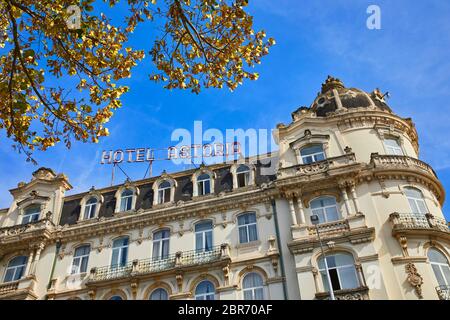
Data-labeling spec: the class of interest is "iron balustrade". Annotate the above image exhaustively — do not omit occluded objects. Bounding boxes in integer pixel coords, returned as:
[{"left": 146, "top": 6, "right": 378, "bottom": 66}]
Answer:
[{"left": 89, "top": 245, "right": 227, "bottom": 282}]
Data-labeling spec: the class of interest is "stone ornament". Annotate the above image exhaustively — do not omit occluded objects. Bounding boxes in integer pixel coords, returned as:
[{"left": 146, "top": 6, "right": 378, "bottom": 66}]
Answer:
[{"left": 405, "top": 263, "right": 423, "bottom": 299}]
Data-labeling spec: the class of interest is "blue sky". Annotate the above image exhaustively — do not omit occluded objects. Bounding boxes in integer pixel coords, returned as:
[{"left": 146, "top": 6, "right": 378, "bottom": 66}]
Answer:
[{"left": 1, "top": 0, "right": 449, "bottom": 219}]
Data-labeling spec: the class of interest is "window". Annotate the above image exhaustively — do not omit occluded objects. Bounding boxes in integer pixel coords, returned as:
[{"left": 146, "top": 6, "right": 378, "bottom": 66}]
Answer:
[
  {"left": 120, "top": 189, "right": 133, "bottom": 212},
  {"left": 384, "top": 138, "right": 404, "bottom": 155},
  {"left": 318, "top": 253, "right": 359, "bottom": 292},
  {"left": 310, "top": 196, "right": 340, "bottom": 224},
  {"left": 243, "top": 273, "right": 264, "bottom": 300},
  {"left": 238, "top": 212, "right": 258, "bottom": 244},
  {"left": 4, "top": 256, "right": 28, "bottom": 283},
  {"left": 195, "top": 221, "right": 213, "bottom": 252},
  {"left": 71, "top": 245, "right": 90, "bottom": 274},
  {"left": 236, "top": 165, "right": 250, "bottom": 188},
  {"left": 153, "top": 229, "right": 170, "bottom": 260},
  {"left": 300, "top": 145, "right": 325, "bottom": 164},
  {"left": 22, "top": 205, "right": 40, "bottom": 224},
  {"left": 197, "top": 174, "right": 211, "bottom": 196},
  {"left": 149, "top": 288, "right": 168, "bottom": 300},
  {"left": 158, "top": 181, "right": 171, "bottom": 204},
  {"left": 195, "top": 280, "right": 215, "bottom": 300},
  {"left": 111, "top": 237, "right": 129, "bottom": 268},
  {"left": 428, "top": 248, "right": 450, "bottom": 287},
  {"left": 84, "top": 197, "right": 97, "bottom": 220},
  {"left": 109, "top": 295, "right": 123, "bottom": 300},
  {"left": 405, "top": 187, "right": 428, "bottom": 215}
]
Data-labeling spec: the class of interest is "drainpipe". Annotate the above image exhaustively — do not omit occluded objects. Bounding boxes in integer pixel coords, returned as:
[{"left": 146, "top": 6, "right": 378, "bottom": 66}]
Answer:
[
  {"left": 271, "top": 199, "right": 288, "bottom": 300},
  {"left": 46, "top": 240, "right": 61, "bottom": 297}
]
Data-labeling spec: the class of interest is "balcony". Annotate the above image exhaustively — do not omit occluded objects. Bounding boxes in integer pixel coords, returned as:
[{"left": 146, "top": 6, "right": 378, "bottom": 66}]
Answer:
[
  {"left": 315, "top": 286, "right": 370, "bottom": 300},
  {"left": 389, "top": 213, "right": 449, "bottom": 238},
  {"left": 277, "top": 153, "right": 357, "bottom": 180},
  {"left": 289, "top": 214, "right": 375, "bottom": 253},
  {"left": 371, "top": 154, "right": 438, "bottom": 178},
  {"left": 0, "top": 276, "right": 37, "bottom": 300},
  {"left": 436, "top": 285, "right": 450, "bottom": 300},
  {"left": 88, "top": 244, "right": 230, "bottom": 283}
]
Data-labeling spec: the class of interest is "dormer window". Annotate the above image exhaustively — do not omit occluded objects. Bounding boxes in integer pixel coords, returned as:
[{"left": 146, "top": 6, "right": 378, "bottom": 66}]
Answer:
[
  {"left": 197, "top": 174, "right": 211, "bottom": 196},
  {"left": 84, "top": 197, "right": 98, "bottom": 220},
  {"left": 236, "top": 165, "right": 250, "bottom": 188},
  {"left": 120, "top": 189, "right": 133, "bottom": 212},
  {"left": 384, "top": 138, "right": 404, "bottom": 155},
  {"left": 22, "top": 205, "right": 40, "bottom": 224},
  {"left": 158, "top": 181, "right": 171, "bottom": 204},
  {"left": 300, "top": 145, "right": 325, "bottom": 164}
]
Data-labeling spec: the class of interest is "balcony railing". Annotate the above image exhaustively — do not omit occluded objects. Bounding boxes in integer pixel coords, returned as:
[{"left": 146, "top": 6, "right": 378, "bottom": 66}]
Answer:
[
  {"left": 389, "top": 213, "right": 449, "bottom": 233},
  {"left": 436, "top": 285, "right": 450, "bottom": 300},
  {"left": 88, "top": 244, "right": 229, "bottom": 283},
  {"left": 315, "top": 286, "right": 370, "bottom": 300},
  {"left": 0, "top": 282, "right": 19, "bottom": 296},
  {"left": 370, "top": 154, "right": 437, "bottom": 178},
  {"left": 307, "top": 219, "right": 350, "bottom": 236},
  {"left": 277, "top": 153, "right": 357, "bottom": 179},
  {"left": 0, "top": 217, "right": 53, "bottom": 238}
]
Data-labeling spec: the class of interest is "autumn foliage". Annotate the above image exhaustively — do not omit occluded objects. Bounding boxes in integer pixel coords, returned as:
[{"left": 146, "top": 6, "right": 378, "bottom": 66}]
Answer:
[{"left": 0, "top": 0, "right": 274, "bottom": 162}]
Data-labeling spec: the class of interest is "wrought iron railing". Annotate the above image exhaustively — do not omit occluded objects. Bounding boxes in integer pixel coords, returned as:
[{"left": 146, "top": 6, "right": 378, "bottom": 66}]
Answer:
[
  {"left": 89, "top": 245, "right": 228, "bottom": 283},
  {"left": 389, "top": 213, "right": 449, "bottom": 233},
  {"left": 436, "top": 285, "right": 450, "bottom": 300}
]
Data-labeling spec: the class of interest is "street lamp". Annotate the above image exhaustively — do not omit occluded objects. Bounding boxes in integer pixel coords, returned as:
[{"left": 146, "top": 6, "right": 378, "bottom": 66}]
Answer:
[{"left": 311, "top": 214, "right": 335, "bottom": 300}]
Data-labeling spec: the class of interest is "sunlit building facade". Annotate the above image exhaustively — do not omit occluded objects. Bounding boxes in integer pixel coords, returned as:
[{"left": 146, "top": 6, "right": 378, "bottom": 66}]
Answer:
[{"left": 0, "top": 77, "right": 448, "bottom": 300}]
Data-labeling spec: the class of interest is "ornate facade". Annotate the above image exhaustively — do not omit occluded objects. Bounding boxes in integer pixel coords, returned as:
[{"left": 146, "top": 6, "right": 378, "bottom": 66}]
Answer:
[{"left": 0, "top": 77, "right": 449, "bottom": 300}]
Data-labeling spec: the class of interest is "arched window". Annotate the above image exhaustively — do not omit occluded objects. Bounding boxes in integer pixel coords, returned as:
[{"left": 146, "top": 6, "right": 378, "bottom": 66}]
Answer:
[
  {"left": 149, "top": 288, "right": 169, "bottom": 300},
  {"left": 84, "top": 197, "right": 98, "bottom": 220},
  {"left": 158, "top": 181, "right": 171, "bottom": 204},
  {"left": 236, "top": 165, "right": 250, "bottom": 188},
  {"left": 71, "top": 245, "right": 91, "bottom": 274},
  {"left": 120, "top": 189, "right": 133, "bottom": 212},
  {"left": 195, "top": 280, "right": 215, "bottom": 300},
  {"left": 197, "top": 174, "right": 211, "bottom": 196},
  {"left": 318, "top": 253, "right": 359, "bottom": 292},
  {"left": 109, "top": 295, "right": 123, "bottom": 300},
  {"left": 153, "top": 229, "right": 170, "bottom": 260},
  {"left": 238, "top": 212, "right": 258, "bottom": 243},
  {"left": 428, "top": 248, "right": 450, "bottom": 287},
  {"left": 22, "top": 205, "right": 40, "bottom": 224},
  {"left": 405, "top": 187, "right": 428, "bottom": 215},
  {"left": 300, "top": 144, "right": 325, "bottom": 164},
  {"left": 310, "top": 196, "right": 340, "bottom": 224},
  {"left": 4, "top": 256, "right": 28, "bottom": 283},
  {"left": 384, "top": 138, "right": 403, "bottom": 155},
  {"left": 195, "top": 221, "right": 213, "bottom": 252},
  {"left": 243, "top": 273, "right": 264, "bottom": 300},
  {"left": 111, "top": 237, "right": 129, "bottom": 268}
]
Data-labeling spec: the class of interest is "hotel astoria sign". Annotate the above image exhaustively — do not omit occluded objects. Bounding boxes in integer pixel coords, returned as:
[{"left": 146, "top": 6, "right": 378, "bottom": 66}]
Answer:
[{"left": 100, "top": 142, "right": 241, "bottom": 164}]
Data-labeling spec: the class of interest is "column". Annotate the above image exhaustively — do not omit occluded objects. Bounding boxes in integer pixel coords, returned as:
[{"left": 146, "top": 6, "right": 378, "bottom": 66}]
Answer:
[
  {"left": 297, "top": 198, "right": 306, "bottom": 225},
  {"left": 288, "top": 198, "right": 298, "bottom": 225},
  {"left": 30, "top": 243, "right": 44, "bottom": 275},
  {"left": 350, "top": 185, "right": 361, "bottom": 214},
  {"left": 312, "top": 268, "right": 320, "bottom": 293},
  {"left": 25, "top": 250, "right": 35, "bottom": 276},
  {"left": 340, "top": 187, "right": 351, "bottom": 218},
  {"left": 355, "top": 263, "right": 366, "bottom": 287}
]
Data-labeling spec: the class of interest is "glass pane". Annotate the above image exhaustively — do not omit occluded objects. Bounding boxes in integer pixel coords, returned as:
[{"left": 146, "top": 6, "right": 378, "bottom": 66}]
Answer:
[
  {"left": 239, "top": 226, "right": 248, "bottom": 243},
  {"left": 428, "top": 249, "right": 448, "bottom": 264},
  {"left": 338, "top": 266, "right": 359, "bottom": 289},
  {"left": 195, "top": 232, "right": 203, "bottom": 251},
  {"left": 160, "top": 181, "right": 171, "bottom": 188},
  {"left": 204, "top": 180, "right": 211, "bottom": 194},
  {"left": 150, "top": 288, "right": 168, "bottom": 300},
  {"left": 325, "top": 206, "right": 339, "bottom": 222},
  {"left": 300, "top": 145, "right": 324, "bottom": 156},
  {"left": 243, "top": 290, "right": 253, "bottom": 300},
  {"left": 334, "top": 253, "right": 355, "bottom": 266},
  {"left": 314, "top": 152, "right": 326, "bottom": 162},
  {"left": 71, "top": 257, "right": 80, "bottom": 274},
  {"left": 111, "top": 249, "right": 119, "bottom": 267},
  {"left": 121, "top": 189, "right": 133, "bottom": 197},
  {"left": 4, "top": 269, "right": 15, "bottom": 282},
  {"left": 236, "top": 165, "right": 249, "bottom": 173},
  {"left": 408, "top": 199, "right": 419, "bottom": 214},
  {"left": 161, "top": 239, "right": 169, "bottom": 258},
  {"left": 195, "top": 221, "right": 212, "bottom": 232},
  {"left": 152, "top": 241, "right": 160, "bottom": 259},
  {"left": 255, "top": 288, "right": 264, "bottom": 300},
  {"left": 80, "top": 256, "right": 89, "bottom": 273},
  {"left": 442, "top": 266, "right": 450, "bottom": 285},
  {"left": 120, "top": 247, "right": 128, "bottom": 266},
  {"left": 432, "top": 265, "right": 446, "bottom": 286},
  {"left": 405, "top": 188, "right": 422, "bottom": 199},
  {"left": 205, "top": 231, "right": 212, "bottom": 251},
  {"left": 237, "top": 173, "right": 246, "bottom": 187},
  {"left": 416, "top": 200, "right": 428, "bottom": 214},
  {"left": 302, "top": 155, "right": 313, "bottom": 164},
  {"left": 248, "top": 224, "right": 258, "bottom": 242}
]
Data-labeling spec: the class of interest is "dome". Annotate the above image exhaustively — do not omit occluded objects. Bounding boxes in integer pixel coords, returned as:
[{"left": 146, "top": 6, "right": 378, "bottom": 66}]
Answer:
[{"left": 308, "top": 76, "right": 392, "bottom": 117}]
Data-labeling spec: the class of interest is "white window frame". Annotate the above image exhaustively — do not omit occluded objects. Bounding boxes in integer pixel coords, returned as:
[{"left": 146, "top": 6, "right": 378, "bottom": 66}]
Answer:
[
  {"left": 318, "top": 253, "right": 359, "bottom": 292},
  {"left": 71, "top": 245, "right": 90, "bottom": 274},
  {"left": 149, "top": 288, "right": 169, "bottom": 300},
  {"left": 195, "top": 221, "right": 213, "bottom": 252},
  {"left": 242, "top": 273, "right": 264, "bottom": 300},
  {"left": 3, "top": 256, "right": 28, "bottom": 283},
  {"left": 428, "top": 248, "right": 450, "bottom": 287},
  {"left": 195, "top": 280, "right": 215, "bottom": 300},
  {"left": 120, "top": 189, "right": 133, "bottom": 212},
  {"left": 158, "top": 181, "right": 172, "bottom": 204},
  {"left": 300, "top": 144, "right": 326, "bottom": 164},
  {"left": 83, "top": 198, "right": 98, "bottom": 220},
  {"left": 111, "top": 237, "right": 129, "bottom": 268},
  {"left": 236, "top": 165, "right": 250, "bottom": 188},
  {"left": 405, "top": 187, "right": 428, "bottom": 215},
  {"left": 152, "top": 229, "right": 170, "bottom": 260},
  {"left": 310, "top": 196, "right": 340, "bottom": 224},
  {"left": 22, "top": 205, "right": 41, "bottom": 224},
  {"left": 237, "top": 212, "right": 258, "bottom": 244},
  {"left": 197, "top": 174, "right": 212, "bottom": 196},
  {"left": 384, "top": 138, "right": 404, "bottom": 155}
]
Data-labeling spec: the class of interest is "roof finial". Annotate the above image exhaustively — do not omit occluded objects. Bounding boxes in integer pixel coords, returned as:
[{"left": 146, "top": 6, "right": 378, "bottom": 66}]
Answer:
[{"left": 321, "top": 75, "right": 345, "bottom": 94}]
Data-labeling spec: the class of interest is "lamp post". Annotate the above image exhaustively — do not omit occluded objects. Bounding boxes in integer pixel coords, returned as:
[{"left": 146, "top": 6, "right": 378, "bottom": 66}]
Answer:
[{"left": 311, "top": 214, "right": 335, "bottom": 300}]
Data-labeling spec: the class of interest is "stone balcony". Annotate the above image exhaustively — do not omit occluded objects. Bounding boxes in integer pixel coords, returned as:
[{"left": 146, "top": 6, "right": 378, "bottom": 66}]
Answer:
[
  {"left": 87, "top": 244, "right": 231, "bottom": 284},
  {"left": 0, "top": 276, "right": 37, "bottom": 300},
  {"left": 370, "top": 153, "right": 437, "bottom": 178},
  {"left": 389, "top": 212, "right": 449, "bottom": 239},
  {"left": 315, "top": 286, "right": 370, "bottom": 300},
  {"left": 277, "top": 153, "right": 357, "bottom": 180},
  {"left": 288, "top": 214, "right": 375, "bottom": 254}
]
